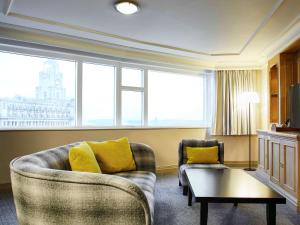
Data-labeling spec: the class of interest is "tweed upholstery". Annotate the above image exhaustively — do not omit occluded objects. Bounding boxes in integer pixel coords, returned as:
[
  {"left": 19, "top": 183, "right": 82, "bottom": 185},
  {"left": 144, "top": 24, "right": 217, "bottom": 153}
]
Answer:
[
  {"left": 130, "top": 143, "right": 156, "bottom": 173},
  {"left": 178, "top": 139, "right": 225, "bottom": 187},
  {"left": 115, "top": 171, "right": 156, "bottom": 222},
  {"left": 10, "top": 142, "right": 156, "bottom": 225}
]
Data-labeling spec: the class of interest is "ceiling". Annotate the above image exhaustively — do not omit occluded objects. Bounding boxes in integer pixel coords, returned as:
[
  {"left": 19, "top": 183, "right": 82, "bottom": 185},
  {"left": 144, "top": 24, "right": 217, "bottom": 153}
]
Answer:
[{"left": 0, "top": 0, "right": 300, "bottom": 66}]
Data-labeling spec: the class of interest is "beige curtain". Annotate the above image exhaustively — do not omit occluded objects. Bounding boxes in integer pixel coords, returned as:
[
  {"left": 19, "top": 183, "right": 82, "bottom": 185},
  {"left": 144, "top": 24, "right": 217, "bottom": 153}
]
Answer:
[{"left": 212, "top": 70, "right": 259, "bottom": 135}]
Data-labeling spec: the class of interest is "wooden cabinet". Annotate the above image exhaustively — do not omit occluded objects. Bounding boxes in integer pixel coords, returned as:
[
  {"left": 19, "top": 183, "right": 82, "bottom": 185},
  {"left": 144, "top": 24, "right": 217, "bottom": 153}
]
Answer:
[
  {"left": 257, "top": 130, "right": 300, "bottom": 212},
  {"left": 270, "top": 140, "right": 280, "bottom": 184},
  {"left": 269, "top": 64, "right": 279, "bottom": 123},
  {"left": 268, "top": 53, "right": 299, "bottom": 124},
  {"left": 258, "top": 133, "right": 270, "bottom": 174},
  {"left": 281, "top": 141, "right": 297, "bottom": 194}
]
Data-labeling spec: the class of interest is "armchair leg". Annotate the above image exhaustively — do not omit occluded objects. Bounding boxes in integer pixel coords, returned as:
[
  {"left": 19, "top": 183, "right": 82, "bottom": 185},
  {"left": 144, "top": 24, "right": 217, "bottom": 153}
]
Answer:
[
  {"left": 179, "top": 180, "right": 182, "bottom": 186},
  {"left": 183, "top": 186, "right": 188, "bottom": 196}
]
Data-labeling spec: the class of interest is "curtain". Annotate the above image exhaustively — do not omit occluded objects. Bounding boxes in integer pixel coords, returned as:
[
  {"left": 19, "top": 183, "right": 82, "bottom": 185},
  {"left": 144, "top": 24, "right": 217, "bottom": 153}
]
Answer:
[{"left": 212, "top": 70, "right": 259, "bottom": 135}]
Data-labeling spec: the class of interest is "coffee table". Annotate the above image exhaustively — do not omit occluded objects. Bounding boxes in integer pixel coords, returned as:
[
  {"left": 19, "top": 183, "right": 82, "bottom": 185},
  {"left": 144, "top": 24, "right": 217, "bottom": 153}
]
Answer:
[{"left": 185, "top": 168, "right": 286, "bottom": 225}]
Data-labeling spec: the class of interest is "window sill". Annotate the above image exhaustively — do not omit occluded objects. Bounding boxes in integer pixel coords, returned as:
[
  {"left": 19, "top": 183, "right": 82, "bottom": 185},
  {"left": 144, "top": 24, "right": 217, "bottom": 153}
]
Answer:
[{"left": 0, "top": 126, "right": 210, "bottom": 132}]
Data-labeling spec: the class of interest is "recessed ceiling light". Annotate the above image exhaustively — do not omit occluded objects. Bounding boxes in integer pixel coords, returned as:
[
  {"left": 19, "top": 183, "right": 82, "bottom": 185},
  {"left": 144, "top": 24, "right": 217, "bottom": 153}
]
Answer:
[{"left": 114, "top": 0, "right": 139, "bottom": 15}]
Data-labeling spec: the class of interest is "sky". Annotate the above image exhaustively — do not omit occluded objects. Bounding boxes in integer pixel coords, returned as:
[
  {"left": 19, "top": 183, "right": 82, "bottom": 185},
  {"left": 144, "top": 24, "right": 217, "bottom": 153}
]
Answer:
[
  {"left": 148, "top": 70, "right": 204, "bottom": 121},
  {"left": 0, "top": 51, "right": 75, "bottom": 98}
]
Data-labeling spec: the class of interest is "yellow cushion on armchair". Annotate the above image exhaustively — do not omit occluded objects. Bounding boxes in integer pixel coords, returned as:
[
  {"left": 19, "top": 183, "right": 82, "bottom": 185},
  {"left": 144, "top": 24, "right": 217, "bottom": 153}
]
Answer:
[{"left": 186, "top": 146, "right": 219, "bottom": 164}]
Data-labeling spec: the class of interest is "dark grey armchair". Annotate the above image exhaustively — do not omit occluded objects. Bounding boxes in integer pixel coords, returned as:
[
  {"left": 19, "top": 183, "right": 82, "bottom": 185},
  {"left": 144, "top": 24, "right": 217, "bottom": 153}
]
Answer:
[{"left": 178, "top": 139, "right": 227, "bottom": 195}]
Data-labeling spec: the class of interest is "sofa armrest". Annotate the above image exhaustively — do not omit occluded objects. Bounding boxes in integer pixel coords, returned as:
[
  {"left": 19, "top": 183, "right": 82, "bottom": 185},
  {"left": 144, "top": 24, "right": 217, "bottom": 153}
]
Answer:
[
  {"left": 130, "top": 143, "right": 156, "bottom": 173},
  {"left": 178, "top": 141, "right": 183, "bottom": 167},
  {"left": 10, "top": 160, "right": 152, "bottom": 225},
  {"left": 218, "top": 141, "right": 224, "bottom": 164}
]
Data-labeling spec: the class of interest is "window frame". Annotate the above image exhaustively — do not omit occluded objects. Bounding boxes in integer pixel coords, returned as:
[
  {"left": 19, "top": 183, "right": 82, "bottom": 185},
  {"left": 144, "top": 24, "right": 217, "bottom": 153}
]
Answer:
[
  {"left": 119, "top": 66, "right": 145, "bottom": 127},
  {"left": 0, "top": 44, "right": 213, "bottom": 130}
]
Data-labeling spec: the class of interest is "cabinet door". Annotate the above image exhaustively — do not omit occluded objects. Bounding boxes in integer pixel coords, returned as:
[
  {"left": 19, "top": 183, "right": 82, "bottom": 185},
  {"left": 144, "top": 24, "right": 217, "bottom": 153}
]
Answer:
[
  {"left": 265, "top": 139, "right": 270, "bottom": 174},
  {"left": 270, "top": 141, "right": 280, "bottom": 184},
  {"left": 281, "top": 142, "right": 296, "bottom": 195},
  {"left": 258, "top": 136, "right": 265, "bottom": 170}
]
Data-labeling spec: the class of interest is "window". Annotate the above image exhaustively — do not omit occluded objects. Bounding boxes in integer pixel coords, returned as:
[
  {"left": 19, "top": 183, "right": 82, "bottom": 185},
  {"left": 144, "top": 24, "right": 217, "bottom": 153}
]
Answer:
[
  {"left": 82, "top": 63, "right": 115, "bottom": 126},
  {"left": 120, "top": 68, "right": 144, "bottom": 126},
  {"left": 0, "top": 47, "right": 214, "bottom": 129},
  {"left": 0, "top": 51, "right": 76, "bottom": 128},
  {"left": 148, "top": 70, "right": 206, "bottom": 126},
  {"left": 121, "top": 90, "right": 143, "bottom": 126},
  {"left": 122, "top": 67, "right": 143, "bottom": 87}
]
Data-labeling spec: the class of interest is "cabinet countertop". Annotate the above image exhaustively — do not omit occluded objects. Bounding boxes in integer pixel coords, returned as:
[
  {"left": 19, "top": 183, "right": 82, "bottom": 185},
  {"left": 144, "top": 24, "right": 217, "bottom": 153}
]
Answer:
[{"left": 257, "top": 129, "right": 300, "bottom": 140}]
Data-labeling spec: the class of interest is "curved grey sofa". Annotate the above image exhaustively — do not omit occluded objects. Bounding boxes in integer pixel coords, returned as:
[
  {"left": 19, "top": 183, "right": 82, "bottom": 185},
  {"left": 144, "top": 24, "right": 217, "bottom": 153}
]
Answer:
[{"left": 10, "top": 142, "right": 156, "bottom": 225}]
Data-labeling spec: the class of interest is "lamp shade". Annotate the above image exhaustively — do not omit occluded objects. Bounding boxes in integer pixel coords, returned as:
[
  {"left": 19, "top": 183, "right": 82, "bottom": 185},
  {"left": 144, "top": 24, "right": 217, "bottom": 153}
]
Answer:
[{"left": 238, "top": 91, "right": 260, "bottom": 105}]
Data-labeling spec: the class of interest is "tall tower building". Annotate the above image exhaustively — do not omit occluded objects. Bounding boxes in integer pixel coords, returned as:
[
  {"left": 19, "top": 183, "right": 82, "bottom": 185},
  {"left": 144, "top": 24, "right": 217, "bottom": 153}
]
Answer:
[{"left": 36, "top": 60, "right": 66, "bottom": 101}]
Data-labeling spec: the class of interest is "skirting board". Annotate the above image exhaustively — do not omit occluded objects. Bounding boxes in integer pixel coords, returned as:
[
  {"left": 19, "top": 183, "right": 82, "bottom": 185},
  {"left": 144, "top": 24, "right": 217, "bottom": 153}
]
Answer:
[
  {"left": 156, "top": 165, "right": 178, "bottom": 173},
  {"left": 156, "top": 161, "right": 258, "bottom": 173},
  {"left": 0, "top": 183, "right": 12, "bottom": 193},
  {"left": 225, "top": 161, "right": 258, "bottom": 168}
]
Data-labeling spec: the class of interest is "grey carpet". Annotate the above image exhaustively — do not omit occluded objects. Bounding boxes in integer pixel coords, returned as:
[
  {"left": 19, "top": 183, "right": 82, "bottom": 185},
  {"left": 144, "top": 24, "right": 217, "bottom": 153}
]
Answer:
[
  {"left": 154, "top": 172, "right": 300, "bottom": 225},
  {"left": 0, "top": 192, "right": 18, "bottom": 225},
  {"left": 1, "top": 172, "right": 299, "bottom": 225}
]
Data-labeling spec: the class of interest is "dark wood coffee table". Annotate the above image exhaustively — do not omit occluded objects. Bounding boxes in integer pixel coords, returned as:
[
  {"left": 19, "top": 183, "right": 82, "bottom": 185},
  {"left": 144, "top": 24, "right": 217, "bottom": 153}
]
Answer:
[{"left": 185, "top": 168, "right": 286, "bottom": 225}]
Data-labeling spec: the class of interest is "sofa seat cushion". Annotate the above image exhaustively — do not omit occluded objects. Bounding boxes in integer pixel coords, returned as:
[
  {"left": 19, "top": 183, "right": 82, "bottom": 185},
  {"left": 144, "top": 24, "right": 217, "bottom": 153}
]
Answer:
[
  {"left": 115, "top": 171, "right": 156, "bottom": 224},
  {"left": 179, "top": 163, "right": 228, "bottom": 186},
  {"left": 115, "top": 171, "right": 156, "bottom": 194}
]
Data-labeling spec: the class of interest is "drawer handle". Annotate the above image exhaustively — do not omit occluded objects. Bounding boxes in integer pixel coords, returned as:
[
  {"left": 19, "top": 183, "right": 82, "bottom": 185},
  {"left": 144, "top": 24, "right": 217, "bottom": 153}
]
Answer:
[{"left": 280, "top": 163, "right": 284, "bottom": 168}]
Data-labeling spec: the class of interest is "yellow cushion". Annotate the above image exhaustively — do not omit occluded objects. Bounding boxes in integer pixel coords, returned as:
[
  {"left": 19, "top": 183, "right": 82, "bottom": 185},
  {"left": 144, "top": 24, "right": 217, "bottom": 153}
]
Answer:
[
  {"left": 87, "top": 137, "right": 136, "bottom": 173},
  {"left": 69, "top": 142, "right": 101, "bottom": 173},
  {"left": 186, "top": 146, "right": 219, "bottom": 164}
]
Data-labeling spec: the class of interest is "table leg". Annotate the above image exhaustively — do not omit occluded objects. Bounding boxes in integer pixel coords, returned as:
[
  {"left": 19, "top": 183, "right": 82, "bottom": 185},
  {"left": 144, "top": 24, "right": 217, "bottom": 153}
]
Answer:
[
  {"left": 234, "top": 202, "right": 238, "bottom": 207},
  {"left": 200, "top": 201, "right": 208, "bottom": 225},
  {"left": 266, "top": 203, "right": 276, "bottom": 225},
  {"left": 188, "top": 186, "right": 192, "bottom": 206}
]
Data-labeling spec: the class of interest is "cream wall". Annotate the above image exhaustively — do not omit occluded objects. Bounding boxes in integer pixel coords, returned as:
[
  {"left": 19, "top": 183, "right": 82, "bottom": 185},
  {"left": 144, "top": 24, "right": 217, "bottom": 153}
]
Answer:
[{"left": 0, "top": 128, "right": 258, "bottom": 184}]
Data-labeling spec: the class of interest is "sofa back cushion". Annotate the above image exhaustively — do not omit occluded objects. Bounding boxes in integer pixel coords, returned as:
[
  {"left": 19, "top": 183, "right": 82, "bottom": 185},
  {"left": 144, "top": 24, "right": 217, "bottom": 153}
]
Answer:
[{"left": 88, "top": 137, "right": 136, "bottom": 173}]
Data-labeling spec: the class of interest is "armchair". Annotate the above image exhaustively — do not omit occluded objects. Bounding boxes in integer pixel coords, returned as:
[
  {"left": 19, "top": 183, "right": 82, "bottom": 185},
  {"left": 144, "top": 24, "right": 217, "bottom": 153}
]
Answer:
[{"left": 178, "top": 139, "right": 227, "bottom": 195}]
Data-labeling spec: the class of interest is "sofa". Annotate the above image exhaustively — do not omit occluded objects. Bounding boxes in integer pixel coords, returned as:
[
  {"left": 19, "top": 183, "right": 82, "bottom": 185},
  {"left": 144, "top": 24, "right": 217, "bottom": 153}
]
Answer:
[
  {"left": 178, "top": 139, "right": 227, "bottom": 195},
  {"left": 10, "top": 142, "right": 156, "bottom": 225}
]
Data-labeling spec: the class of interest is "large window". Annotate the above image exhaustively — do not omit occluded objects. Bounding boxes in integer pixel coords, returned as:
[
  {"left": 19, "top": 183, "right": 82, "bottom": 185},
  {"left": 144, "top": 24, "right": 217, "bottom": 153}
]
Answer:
[
  {"left": 82, "top": 63, "right": 115, "bottom": 126},
  {"left": 0, "top": 51, "right": 76, "bottom": 128},
  {"left": 148, "top": 70, "right": 204, "bottom": 126},
  {"left": 0, "top": 48, "right": 214, "bottom": 129}
]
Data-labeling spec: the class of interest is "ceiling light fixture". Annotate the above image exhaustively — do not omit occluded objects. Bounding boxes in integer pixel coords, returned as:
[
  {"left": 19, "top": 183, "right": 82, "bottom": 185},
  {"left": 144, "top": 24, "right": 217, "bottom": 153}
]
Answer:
[{"left": 114, "top": 0, "right": 139, "bottom": 15}]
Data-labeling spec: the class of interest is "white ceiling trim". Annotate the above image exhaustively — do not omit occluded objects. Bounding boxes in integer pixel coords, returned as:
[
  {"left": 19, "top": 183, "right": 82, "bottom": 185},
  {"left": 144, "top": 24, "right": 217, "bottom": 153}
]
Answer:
[
  {"left": 0, "top": 22, "right": 267, "bottom": 70},
  {"left": 4, "top": 0, "right": 284, "bottom": 57},
  {"left": 6, "top": 12, "right": 212, "bottom": 56},
  {"left": 238, "top": 0, "right": 284, "bottom": 54},
  {"left": 261, "top": 14, "right": 300, "bottom": 59}
]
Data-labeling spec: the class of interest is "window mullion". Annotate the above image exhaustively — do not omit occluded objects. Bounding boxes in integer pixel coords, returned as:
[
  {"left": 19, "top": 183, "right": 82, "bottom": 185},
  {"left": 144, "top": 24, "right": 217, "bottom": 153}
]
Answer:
[
  {"left": 116, "top": 65, "right": 122, "bottom": 126},
  {"left": 76, "top": 61, "right": 83, "bottom": 127},
  {"left": 144, "top": 69, "right": 148, "bottom": 126}
]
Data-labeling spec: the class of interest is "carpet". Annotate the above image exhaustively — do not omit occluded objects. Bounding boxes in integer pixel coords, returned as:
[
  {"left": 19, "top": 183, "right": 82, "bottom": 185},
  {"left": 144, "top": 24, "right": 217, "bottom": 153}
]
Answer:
[
  {"left": 0, "top": 171, "right": 299, "bottom": 225},
  {"left": 154, "top": 172, "right": 299, "bottom": 225}
]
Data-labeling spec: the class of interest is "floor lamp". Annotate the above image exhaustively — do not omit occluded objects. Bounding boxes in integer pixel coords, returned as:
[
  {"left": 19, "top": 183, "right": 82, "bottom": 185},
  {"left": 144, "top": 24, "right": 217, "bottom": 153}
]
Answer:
[{"left": 240, "top": 91, "right": 259, "bottom": 171}]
